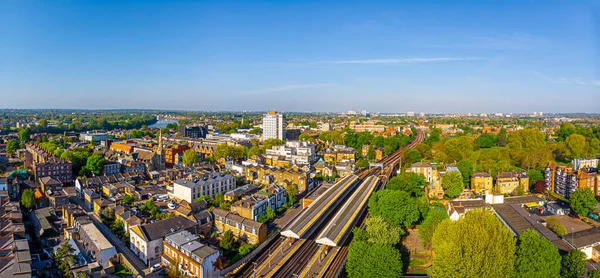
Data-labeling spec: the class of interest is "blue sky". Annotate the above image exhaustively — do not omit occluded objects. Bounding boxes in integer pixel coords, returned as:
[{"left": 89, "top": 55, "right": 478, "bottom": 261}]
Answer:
[{"left": 1, "top": 1, "right": 599, "bottom": 113}]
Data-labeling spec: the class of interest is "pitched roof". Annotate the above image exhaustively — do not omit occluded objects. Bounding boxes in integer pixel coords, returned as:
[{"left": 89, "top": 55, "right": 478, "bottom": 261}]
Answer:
[
  {"left": 565, "top": 227, "right": 600, "bottom": 248},
  {"left": 471, "top": 172, "right": 492, "bottom": 178},
  {"left": 137, "top": 216, "right": 197, "bottom": 241}
]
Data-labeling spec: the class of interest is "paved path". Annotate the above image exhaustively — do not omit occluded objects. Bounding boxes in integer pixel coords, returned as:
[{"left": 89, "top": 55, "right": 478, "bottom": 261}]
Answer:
[{"left": 89, "top": 213, "right": 150, "bottom": 276}]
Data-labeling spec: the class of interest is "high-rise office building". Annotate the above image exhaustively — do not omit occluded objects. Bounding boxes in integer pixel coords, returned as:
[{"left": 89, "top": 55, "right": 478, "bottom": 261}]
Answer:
[{"left": 262, "top": 111, "right": 286, "bottom": 141}]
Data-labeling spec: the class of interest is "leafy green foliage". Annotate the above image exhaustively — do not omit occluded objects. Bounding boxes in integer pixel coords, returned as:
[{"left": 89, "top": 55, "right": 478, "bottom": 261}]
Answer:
[
  {"left": 474, "top": 133, "right": 498, "bottom": 149},
  {"left": 122, "top": 195, "right": 134, "bottom": 205},
  {"left": 83, "top": 154, "right": 106, "bottom": 176},
  {"left": 20, "top": 189, "right": 36, "bottom": 210},
  {"left": 588, "top": 270, "right": 600, "bottom": 278},
  {"left": 346, "top": 241, "right": 403, "bottom": 278},
  {"left": 238, "top": 243, "right": 257, "bottom": 256},
  {"left": 18, "top": 128, "right": 30, "bottom": 143},
  {"left": 214, "top": 144, "right": 247, "bottom": 161},
  {"left": 456, "top": 160, "right": 473, "bottom": 186},
  {"left": 565, "top": 134, "right": 586, "bottom": 159},
  {"left": 432, "top": 210, "right": 516, "bottom": 278},
  {"left": 526, "top": 169, "right": 544, "bottom": 186},
  {"left": 220, "top": 230, "right": 235, "bottom": 250},
  {"left": 569, "top": 188, "right": 597, "bottom": 216},
  {"left": 101, "top": 207, "right": 114, "bottom": 220},
  {"left": 418, "top": 209, "right": 448, "bottom": 249},
  {"left": 513, "top": 230, "right": 561, "bottom": 278},
  {"left": 546, "top": 216, "right": 567, "bottom": 237},
  {"left": 403, "top": 148, "right": 423, "bottom": 167},
  {"left": 368, "top": 190, "right": 420, "bottom": 228},
  {"left": 386, "top": 172, "right": 427, "bottom": 197},
  {"left": 365, "top": 216, "right": 402, "bottom": 245},
  {"left": 441, "top": 171, "right": 463, "bottom": 198},
  {"left": 6, "top": 139, "right": 19, "bottom": 156},
  {"left": 560, "top": 249, "right": 587, "bottom": 278},
  {"left": 257, "top": 207, "right": 276, "bottom": 223},
  {"left": 182, "top": 149, "right": 200, "bottom": 165}
]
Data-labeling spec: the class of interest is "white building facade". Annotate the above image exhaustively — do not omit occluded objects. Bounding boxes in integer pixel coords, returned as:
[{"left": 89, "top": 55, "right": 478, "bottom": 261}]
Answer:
[{"left": 262, "top": 111, "right": 286, "bottom": 141}]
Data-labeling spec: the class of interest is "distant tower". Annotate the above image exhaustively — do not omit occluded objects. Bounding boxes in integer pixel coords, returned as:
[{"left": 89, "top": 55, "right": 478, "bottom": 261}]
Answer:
[
  {"left": 157, "top": 129, "right": 165, "bottom": 170},
  {"left": 262, "top": 111, "right": 286, "bottom": 141}
]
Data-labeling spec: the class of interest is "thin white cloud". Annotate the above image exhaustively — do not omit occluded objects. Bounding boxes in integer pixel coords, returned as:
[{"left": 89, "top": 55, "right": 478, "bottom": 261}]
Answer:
[
  {"left": 534, "top": 72, "right": 599, "bottom": 86},
  {"left": 243, "top": 83, "right": 332, "bottom": 94},
  {"left": 329, "top": 57, "right": 480, "bottom": 64}
]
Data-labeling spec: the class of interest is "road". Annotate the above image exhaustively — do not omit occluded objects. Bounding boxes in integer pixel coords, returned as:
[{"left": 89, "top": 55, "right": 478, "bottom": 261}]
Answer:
[
  {"left": 88, "top": 213, "right": 149, "bottom": 276},
  {"left": 69, "top": 196, "right": 150, "bottom": 277}
]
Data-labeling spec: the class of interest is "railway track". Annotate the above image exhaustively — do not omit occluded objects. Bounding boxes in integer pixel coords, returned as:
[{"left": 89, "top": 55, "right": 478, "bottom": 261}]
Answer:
[
  {"left": 320, "top": 129, "right": 424, "bottom": 278},
  {"left": 241, "top": 129, "right": 424, "bottom": 278}
]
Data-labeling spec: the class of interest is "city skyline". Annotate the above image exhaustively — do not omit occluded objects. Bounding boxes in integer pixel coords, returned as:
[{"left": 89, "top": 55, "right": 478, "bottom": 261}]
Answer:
[{"left": 2, "top": 1, "right": 599, "bottom": 113}]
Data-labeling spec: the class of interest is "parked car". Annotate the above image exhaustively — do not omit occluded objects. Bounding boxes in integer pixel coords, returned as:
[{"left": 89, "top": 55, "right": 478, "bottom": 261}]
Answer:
[
  {"left": 168, "top": 203, "right": 176, "bottom": 210},
  {"left": 150, "top": 264, "right": 163, "bottom": 273}
]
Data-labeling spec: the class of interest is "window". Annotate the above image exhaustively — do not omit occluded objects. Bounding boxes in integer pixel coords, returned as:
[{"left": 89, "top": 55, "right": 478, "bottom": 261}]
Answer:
[{"left": 155, "top": 246, "right": 160, "bottom": 254}]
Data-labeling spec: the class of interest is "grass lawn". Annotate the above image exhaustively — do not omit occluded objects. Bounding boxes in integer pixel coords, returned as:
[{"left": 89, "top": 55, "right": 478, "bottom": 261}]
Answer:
[
  {"left": 409, "top": 258, "right": 429, "bottom": 267},
  {"left": 114, "top": 264, "right": 133, "bottom": 276}
]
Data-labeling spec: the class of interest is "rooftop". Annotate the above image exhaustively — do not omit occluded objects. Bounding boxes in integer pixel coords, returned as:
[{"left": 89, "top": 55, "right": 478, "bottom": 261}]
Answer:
[
  {"left": 80, "top": 223, "right": 114, "bottom": 250},
  {"left": 137, "top": 216, "right": 197, "bottom": 241}
]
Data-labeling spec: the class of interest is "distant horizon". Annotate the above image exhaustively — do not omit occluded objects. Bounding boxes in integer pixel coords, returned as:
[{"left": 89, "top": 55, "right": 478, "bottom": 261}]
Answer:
[
  {"left": 2, "top": 1, "right": 599, "bottom": 112},
  {"left": 0, "top": 107, "right": 598, "bottom": 115}
]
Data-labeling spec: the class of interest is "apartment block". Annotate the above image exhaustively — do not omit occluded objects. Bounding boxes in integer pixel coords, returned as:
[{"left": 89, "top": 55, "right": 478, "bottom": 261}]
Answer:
[
  {"left": 546, "top": 162, "right": 599, "bottom": 198},
  {"left": 243, "top": 165, "right": 310, "bottom": 194},
  {"left": 262, "top": 111, "right": 286, "bottom": 141},
  {"left": 173, "top": 172, "right": 236, "bottom": 202},
  {"left": 213, "top": 208, "right": 267, "bottom": 244},
  {"left": 162, "top": 230, "right": 219, "bottom": 277},
  {"left": 496, "top": 171, "right": 529, "bottom": 195},
  {"left": 471, "top": 172, "right": 493, "bottom": 195}
]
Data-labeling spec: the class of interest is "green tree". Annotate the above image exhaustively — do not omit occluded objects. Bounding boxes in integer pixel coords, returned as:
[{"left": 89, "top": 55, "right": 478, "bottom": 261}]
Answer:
[
  {"left": 258, "top": 207, "right": 276, "bottom": 223},
  {"left": 6, "top": 139, "right": 19, "bottom": 156},
  {"left": 220, "top": 230, "right": 235, "bottom": 250},
  {"left": 365, "top": 216, "right": 402, "bottom": 245},
  {"left": 20, "top": 189, "right": 36, "bottom": 210},
  {"left": 558, "top": 123, "right": 577, "bottom": 141},
  {"left": 368, "top": 190, "right": 420, "bottom": 228},
  {"left": 101, "top": 207, "right": 114, "bottom": 220},
  {"left": 418, "top": 209, "right": 448, "bottom": 249},
  {"left": 588, "top": 270, "right": 600, "bottom": 278},
  {"left": 560, "top": 249, "right": 587, "bottom": 278},
  {"left": 351, "top": 227, "right": 369, "bottom": 242},
  {"left": 298, "top": 133, "right": 314, "bottom": 142},
  {"left": 238, "top": 243, "right": 257, "bottom": 256},
  {"left": 513, "top": 229, "right": 561, "bottom": 278},
  {"left": 441, "top": 171, "right": 463, "bottom": 198},
  {"left": 443, "top": 136, "right": 474, "bottom": 163},
  {"left": 346, "top": 241, "right": 403, "bottom": 278},
  {"left": 18, "top": 128, "right": 30, "bottom": 143},
  {"left": 403, "top": 148, "right": 423, "bottom": 167},
  {"left": 569, "top": 188, "right": 597, "bottom": 216},
  {"left": 182, "top": 149, "right": 200, "bottom": 165},
  {"left": 386, "top": 172, "right": 427, "bottom": 197},
  {"left": 122, "top": 195, "right": 134, "bottom": 205},
  {"left": 526, "top": 169, "right": 544, "bottom": 187},
  {"left": 247, "top": 145, "right": 263, "bottom": 158},
  {"left": 285, "top": 184, "right": 299, "bottom": 206},
  {"left": 457, "top": 160, "right": 474, "bottom": 186},
  {"left": 497, "top": 128, "right": 508, "bottom": 147},
  {"left": 474, "top": 133, "right": 498, "bottom": 149},
  {"left": 565, "top": 134, "right": 586, "bottom": 159},
  {"left": 432, "top": 210, "right": 516, "bottom": 278},
  {"left": 546, "top": 216, "right": 567, "bottom": 237},
  {"left": 85, "top": 154, "right": 106, "bottom": 176},
  {"left": 194, "top": 195, "right": 212, "bottom": 206}
]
